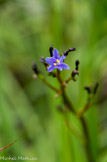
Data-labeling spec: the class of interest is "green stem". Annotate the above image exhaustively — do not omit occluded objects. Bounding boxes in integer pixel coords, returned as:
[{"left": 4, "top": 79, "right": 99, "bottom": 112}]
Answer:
[
  {"left": 61, "top": 88, "right": 76, "bottom": 113},
  {"left": 65, "top": 76, "right": 72, "bottom": 84},
  {"left": 56, "top": 69, "right": 94, "bottom": 162},
  {"left": 78, "top": 102, "right": 91, "bottom": 117},
  {"left": 42, "top": 78, "right": 59, "bottom": 93},
  {"left": 39, "top": 74, "right": 59, "bottom": 93},
  {"left": 64, "top": 113, "right": 86, "bottom": 143},
  {"left": 57, "top": 70, "right": 76, "bottom": 113},
  {"left": 80, "top": 116, "right": 93, "bottom": 162},
  {"left": 78, "top": 96, "right": 96, "bottom": 117}
]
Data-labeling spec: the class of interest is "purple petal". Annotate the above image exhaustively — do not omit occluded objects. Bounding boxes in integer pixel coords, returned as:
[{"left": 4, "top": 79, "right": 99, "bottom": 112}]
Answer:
[
  {"left": 60, "top": 56, "right": 66, "bottom": 63},
  {"left": 60, "top": 63, "right": 70, "bottom": 70},
  {"left": 56, "top": 65, "right": 63, "bottom": 71},
  {"left": 47, "top": 66, "right": 55, "bottom": 72},
  {"left": 53, "top": 49, "right": 60, "bottom": 59},
  {"left": 45, "top": 57, "right": 56, "bottom": 65}
]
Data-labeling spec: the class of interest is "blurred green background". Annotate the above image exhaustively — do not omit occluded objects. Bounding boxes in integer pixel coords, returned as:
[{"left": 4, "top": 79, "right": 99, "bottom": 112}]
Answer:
[{"left": 0, "top": 0, "right": 107, "bottom": 162}]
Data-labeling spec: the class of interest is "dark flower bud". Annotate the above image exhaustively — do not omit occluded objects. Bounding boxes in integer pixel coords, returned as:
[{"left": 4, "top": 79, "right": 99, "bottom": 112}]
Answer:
[
  {"left": 40, "top": 56, "right": 48, "bottom": 67},
  {"left": 32, "top": 62, "right": 40, "bottom": 75},
  {"left": 93, "top": 82, "right": 99, "bottom": 94},
  {"left": 49, "top": 46, "right": 53, "bottom": 57},
  {"left": 63, "top": 48, "right": 76, "bottom": 56},
  {"left": 84, "top": 86, "right": 91, "bottom": 94},
  {"left": 75, "top": 60, "right": 80, "bottom": 70},
  {"left": 69, "top": 48, "right": 76, "bottom": 51},
  {"left": 40, "top": 56, "right": 45, "bottom": 64},
  {"left": 72, "top": 70, "right": 79, "bottom": 81}
]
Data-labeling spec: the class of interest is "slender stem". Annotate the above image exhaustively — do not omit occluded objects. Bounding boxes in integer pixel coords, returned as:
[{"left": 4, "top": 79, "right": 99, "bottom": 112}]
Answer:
[
  {"left": 64, "top": 113, "right": 86, "bottom": 143},
  {"left": 42, "top": 78, "right": 59, "bottom": 93},
  {"left": 61, "top": 88, "right": 76, "bottom": 113},
  {"left": 40, "top": 69, "right": 95, "bottom": 161},
  {"left": 56, "top": 69, "right": 94, "bottom": 162},
  {"left": 57, "top": 70, "right": 76, "bottom": 113},
  {"left": 38, "top": 74, "right": 59, "bottom": 93},
  {"left": 57, "top": 69, "right": 64, "bottom": 85},
  {"left": 65, "top": 76, "right": 72, "bottom": 84},
  {"left": 80, "top": 116, "right": 93, "bottom": 162},
  {"left": 78, "top": 102, "right": 91, "bottom": 117},
  {"left": 78, "top": 96, "right": 96, "bottom": 117},
  {"left": 0, "top": 140, "right": 17, "bottom": 152}
]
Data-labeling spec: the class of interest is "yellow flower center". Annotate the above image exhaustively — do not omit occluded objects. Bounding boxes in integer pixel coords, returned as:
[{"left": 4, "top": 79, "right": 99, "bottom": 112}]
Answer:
[
  {"left": 56, "top": 59, "right": 60, "bottom": 63},
  {"left": 54, "top": 63, "right": 57, "bottom": 66},
  {"left": 54, "top": 59, "right": 60, "bottom": 66}
]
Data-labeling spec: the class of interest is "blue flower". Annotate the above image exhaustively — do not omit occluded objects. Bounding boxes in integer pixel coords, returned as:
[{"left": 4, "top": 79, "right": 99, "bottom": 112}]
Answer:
[{"left": 45, "top": 48, "right": 70, "bottom": 72}]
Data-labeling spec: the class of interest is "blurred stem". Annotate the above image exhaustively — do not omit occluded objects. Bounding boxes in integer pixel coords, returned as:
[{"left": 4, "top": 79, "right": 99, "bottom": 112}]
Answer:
[
  {"left": 0, "top": 140, "right": 17, "bottom": 152},
  {"left": 39, "top": 74, "right": 59, "bottom": 93},
  {"left": 42, "top": 78, "right": 59, "bottom": 93},
  {"left": 78, "top": 101, "right": 91, "bottom": 117},
  {"left": 40, "top": 69, "right": 94, "bottom": 161},
  {"left": 78, "top": 96, "right": 96, "bottom": 117},
  {"left": 65, "top": 76, "right": 72, "bottom": 84},
  {"left": 57, "top": 69, "right": 64, "bottom": 85},
  {"left": 80, "top": 116, "right": 93, "bottom": 162},
  {"left": 57, "top": 70, "right": 76, "bottom": 113},
  {"left": 56, "top": 70, "right": 94, "bottom": 162},
  {"left": 64, "top": 113, "right": 86, "bottom": 144},
  {"left": 61, "top": 88, "right": 76, "bottom": 113}
]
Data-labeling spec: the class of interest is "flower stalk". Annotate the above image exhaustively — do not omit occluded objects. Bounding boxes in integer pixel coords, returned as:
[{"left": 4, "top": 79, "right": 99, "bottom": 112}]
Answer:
[{"left": 33, "top": 46, "right": 98, "bottom": 162}]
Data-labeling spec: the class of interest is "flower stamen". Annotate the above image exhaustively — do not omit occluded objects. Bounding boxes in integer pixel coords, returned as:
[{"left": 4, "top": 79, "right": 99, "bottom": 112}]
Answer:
[
  {"left": 56, "top": 59, "right": 60, "bottom": 63},
  {"left": 54, "top": 59, "right": 60, "bottom": 66},
  {"left": 54, "top": 63, "right": 57, "bottom": 66}
]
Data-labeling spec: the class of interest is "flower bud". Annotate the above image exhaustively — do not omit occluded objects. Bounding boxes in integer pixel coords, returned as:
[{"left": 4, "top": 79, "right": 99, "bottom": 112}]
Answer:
[
  {"left": 49, "top": 46, "right": 53, "bottom": 57},
  {"left": 93, "top": 82, "right": 99, "bottom": 94},
  {"left": 32, "top": 62, "right": 40, "bottom": 75},
  {"left": 84, "top": 86, "right": 91, "bottom": 94},
  {"left": 72, "top": 70, "right": 79, "bottom": 81},
  {"left": 40, "top": 57, "right": 48, "bottom": 67},
  {"left": 75, "top": 60, "right": 79, "bottom": 70},
  {"left": 63, "top": 48, "right": 76, "bottom": 56},
  {"left": 69, "top": 48, "right": 76, "bottom": 51},
  {"left": 40, "top": 57, "right": 45, "bottom": 64}
]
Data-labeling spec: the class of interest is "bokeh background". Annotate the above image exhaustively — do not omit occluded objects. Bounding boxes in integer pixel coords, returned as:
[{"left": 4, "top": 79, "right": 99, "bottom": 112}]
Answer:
[{"left": 0, "top": 0, "right": 107, "bottom": 162}]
